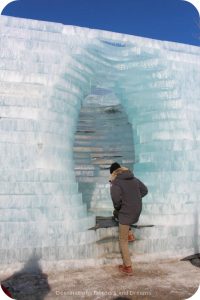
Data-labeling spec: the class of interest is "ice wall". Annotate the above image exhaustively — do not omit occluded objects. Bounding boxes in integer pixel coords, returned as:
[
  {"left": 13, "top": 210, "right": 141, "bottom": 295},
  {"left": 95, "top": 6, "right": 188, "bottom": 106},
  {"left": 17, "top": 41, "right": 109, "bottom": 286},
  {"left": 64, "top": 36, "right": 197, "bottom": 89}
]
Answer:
[
  {"left": 0, "top": 15, "right": 200, "bottom": 267},
  {"left": 0, "top": 16, "right": 97, "bottom": 266}
]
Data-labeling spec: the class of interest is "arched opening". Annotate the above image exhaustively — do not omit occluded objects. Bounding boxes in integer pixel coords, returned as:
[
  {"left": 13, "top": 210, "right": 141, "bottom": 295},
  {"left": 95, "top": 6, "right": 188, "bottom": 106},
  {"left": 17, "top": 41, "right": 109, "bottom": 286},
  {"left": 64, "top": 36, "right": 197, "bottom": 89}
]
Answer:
[{"left": 73, "top": 86, "right": 134, "bottom": 215}]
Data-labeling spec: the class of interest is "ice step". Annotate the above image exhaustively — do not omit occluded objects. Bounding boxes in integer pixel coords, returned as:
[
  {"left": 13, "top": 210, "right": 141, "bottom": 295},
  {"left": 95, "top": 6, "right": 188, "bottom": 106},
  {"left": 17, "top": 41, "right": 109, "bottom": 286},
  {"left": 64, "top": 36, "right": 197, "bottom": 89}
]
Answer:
[
  {"left": 74, "top": 145, "right": 134, "bottom": 153},
  {"left": 93, "top": 158, "right": 134, "bottom": 165},
  {"left": 76, "top": 114, "right": 130, "bottom": 122},
  {"left": 74, "top": 146, "right": 104, "bottom": 153},
  {"left": 76, "top": 127, "right": 133, "bottom": 135},
  {"left": 94, "top": 162, "right": 134, "bottom": 171},
  {"left": 75, "top": 133, "right": 133, "bottom": 146},
  {"left": 79, "top": 108, "right": 127, "bottom": 115},
  {"left": 74, "top": 151, "right": 134, "bottom": 160},
  {"left": 77, "top": 115, "right": 131, "bottom": 123},
  {"left": 91, "top": 153, "right": 133, "bottom": 159},
  {"left": 74, "top": 145, "right": 134, "bottom": 156},
  {"left": 75, "top": 123, "right": 132, "bottom": 130}
]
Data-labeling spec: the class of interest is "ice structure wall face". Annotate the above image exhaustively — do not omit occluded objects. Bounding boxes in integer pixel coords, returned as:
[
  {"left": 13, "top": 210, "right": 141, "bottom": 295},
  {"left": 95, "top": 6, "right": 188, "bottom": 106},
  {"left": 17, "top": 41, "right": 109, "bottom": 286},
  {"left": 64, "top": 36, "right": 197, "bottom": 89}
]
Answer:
[{"left": 0, "top": 15, "right": 200, "bottom": 265}]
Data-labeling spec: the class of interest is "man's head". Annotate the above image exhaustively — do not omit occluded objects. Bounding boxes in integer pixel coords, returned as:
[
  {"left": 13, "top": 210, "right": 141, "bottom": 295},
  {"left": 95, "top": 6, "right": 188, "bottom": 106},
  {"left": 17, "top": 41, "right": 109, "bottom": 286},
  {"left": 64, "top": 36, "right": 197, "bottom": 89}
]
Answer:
[{"left": 110, "top": 162, "right": 121, "bottom": 174}]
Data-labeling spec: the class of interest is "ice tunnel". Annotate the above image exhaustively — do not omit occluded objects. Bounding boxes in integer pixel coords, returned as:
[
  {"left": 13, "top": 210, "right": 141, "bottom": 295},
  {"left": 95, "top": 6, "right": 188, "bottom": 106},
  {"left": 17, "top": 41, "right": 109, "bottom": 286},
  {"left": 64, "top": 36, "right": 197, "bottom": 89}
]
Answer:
[{"left": 0, "top": 15, "right": 200, "bottom": 271}]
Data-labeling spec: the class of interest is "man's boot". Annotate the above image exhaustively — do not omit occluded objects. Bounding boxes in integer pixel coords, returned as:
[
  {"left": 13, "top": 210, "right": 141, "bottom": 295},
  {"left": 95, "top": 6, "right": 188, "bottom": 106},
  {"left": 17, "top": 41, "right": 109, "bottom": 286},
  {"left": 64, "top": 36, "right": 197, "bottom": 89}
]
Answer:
[
  {"left": 128, "top": 229, "right": 135, "bottom": 242},
  {"left": 119, "top": 265, "right": 133, "bottom": 276}
]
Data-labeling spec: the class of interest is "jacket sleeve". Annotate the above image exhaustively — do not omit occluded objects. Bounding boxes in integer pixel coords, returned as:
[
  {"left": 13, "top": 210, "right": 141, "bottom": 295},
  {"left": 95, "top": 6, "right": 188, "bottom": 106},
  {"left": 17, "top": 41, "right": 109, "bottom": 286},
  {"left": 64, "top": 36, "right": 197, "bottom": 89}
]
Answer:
[
  {"left": 110, "top": 183, "right": 122, "bottom": 211},
  {"left": 137, "top": 178, "right": 148, "bottom": 198}
]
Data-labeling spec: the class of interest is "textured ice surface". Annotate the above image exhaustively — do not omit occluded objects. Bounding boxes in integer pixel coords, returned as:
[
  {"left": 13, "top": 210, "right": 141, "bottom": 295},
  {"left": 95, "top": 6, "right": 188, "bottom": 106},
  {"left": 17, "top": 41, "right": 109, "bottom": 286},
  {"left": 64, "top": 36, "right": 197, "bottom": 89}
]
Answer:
[
  {"left": 0, "top": 15, "right": 200, "bottom": 266},
  {"left": 73, "top": 101, "right": 134, "bottom": 213}
]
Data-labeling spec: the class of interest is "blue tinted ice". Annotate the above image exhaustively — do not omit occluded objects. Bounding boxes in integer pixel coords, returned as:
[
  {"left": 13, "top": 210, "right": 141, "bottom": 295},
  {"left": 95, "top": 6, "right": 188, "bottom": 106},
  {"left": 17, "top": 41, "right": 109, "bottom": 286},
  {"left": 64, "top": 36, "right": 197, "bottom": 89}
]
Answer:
[{"left": 0, "top": 15, "right": 199, "bottom": 266}]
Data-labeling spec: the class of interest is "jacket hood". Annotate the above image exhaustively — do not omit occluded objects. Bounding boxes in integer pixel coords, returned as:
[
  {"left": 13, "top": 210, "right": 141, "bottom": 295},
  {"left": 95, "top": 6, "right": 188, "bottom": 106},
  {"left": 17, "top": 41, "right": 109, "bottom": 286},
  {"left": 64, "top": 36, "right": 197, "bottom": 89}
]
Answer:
[{"left": 109, "top": 167, "right": 134, "bottom": 182}]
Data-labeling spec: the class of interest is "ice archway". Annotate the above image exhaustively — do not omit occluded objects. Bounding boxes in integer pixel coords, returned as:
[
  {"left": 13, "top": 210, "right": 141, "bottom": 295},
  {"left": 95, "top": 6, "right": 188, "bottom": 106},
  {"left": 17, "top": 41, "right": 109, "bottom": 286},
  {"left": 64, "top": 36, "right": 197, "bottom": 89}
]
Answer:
[{"left": 0, "top": 15, "right": 200, "bottom": 270}]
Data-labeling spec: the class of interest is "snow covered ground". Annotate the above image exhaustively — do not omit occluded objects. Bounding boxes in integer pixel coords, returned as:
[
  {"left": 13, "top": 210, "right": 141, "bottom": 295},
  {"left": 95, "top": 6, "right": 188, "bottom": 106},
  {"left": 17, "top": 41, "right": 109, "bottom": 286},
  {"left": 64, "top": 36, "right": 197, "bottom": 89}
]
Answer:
[{"left": 1, "top": 259, "right": 199, "bottom": 300}]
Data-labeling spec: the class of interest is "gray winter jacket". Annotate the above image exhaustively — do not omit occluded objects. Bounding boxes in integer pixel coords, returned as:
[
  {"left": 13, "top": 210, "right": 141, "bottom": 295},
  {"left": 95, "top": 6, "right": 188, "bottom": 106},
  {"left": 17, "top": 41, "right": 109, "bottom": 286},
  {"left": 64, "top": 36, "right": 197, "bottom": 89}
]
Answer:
[{"left": 110, "top": 167, "right": 148, "bottom": 225}]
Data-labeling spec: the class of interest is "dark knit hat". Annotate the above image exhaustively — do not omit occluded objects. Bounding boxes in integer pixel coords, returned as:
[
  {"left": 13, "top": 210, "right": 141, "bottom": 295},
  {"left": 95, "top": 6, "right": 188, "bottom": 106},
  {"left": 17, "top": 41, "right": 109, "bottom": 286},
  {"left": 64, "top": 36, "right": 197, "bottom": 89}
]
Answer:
[{"left": 110, "top": 162, "right": 121, "bottom": 174}]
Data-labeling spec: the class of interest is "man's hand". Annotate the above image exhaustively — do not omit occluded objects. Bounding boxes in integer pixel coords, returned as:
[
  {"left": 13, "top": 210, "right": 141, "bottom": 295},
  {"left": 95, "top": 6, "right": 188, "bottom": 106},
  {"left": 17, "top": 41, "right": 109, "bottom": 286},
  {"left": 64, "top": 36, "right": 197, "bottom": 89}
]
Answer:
[{"left": 113, "top": 209, "right": 119, "bottom": 220}]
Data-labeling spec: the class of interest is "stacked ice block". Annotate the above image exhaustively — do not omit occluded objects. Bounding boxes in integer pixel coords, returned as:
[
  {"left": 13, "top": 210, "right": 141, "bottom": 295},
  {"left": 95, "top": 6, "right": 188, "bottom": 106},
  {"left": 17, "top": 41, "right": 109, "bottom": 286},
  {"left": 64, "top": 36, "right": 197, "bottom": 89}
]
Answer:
[
  {"left": 0, "top": 16, "right": 96, "bottom": 265},
  {"left": 0, "top": 15, "right": 199, "bottom": 266}
]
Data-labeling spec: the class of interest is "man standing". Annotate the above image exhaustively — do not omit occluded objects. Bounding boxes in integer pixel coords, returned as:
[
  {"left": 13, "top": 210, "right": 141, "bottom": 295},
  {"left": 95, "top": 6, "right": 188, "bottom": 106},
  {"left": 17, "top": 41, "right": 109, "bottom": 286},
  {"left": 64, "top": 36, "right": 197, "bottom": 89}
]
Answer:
[{"left": 109, "top": 162, "right": 148, "bottom": 275}]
